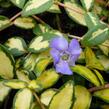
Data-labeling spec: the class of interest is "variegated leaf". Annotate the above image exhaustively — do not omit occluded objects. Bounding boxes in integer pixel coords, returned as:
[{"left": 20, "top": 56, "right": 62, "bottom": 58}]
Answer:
[
  {"left": 10, "top": 0, "right": 26, "bottom": 8},
  {"left": 81, "top": 25, "right": 109, "bottom": 46},
  {"left": 64, "top": 0, "right": 86, "bottom": 26},
  {"left": 22, "top": 0, "right": 53, "bottom": 16},
  {"left": 80, "top": 0, "right": 94, "bottom": 11}
]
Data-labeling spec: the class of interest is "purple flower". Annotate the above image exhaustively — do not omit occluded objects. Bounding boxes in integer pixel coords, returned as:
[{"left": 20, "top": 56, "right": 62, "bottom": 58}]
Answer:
[{"left": 50, "top": 36, "right": 82, "bottom": 75}]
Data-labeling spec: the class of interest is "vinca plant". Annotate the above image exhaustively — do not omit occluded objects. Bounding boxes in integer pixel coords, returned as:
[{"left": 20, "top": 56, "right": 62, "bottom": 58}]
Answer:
[{"left": 0, "top": 0, "right": 109, "bottom": 109}]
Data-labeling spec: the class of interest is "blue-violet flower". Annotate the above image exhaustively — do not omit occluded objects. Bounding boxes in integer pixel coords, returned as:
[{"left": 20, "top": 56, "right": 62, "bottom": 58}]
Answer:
[{"left": 50, "top": 36, "right": 82, "bottom": 75}]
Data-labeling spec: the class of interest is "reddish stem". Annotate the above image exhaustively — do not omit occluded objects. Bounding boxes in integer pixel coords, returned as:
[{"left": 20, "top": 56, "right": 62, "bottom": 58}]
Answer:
[{"left": 89, "top": 83, "right": 109, "bottom": 93}]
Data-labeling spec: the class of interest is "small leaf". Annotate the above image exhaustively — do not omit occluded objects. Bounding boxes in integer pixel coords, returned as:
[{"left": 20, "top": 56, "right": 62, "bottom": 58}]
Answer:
[
  {"left": 5, "top": 37, "right": 27, "bottom": 56},
  {"left": 13, "top": 88, "right": 33, "bottom": 109},
  {"left": 80, "top": 0, "right": 94, "bottom": 11},
  {"left": 85, "top": 47, "right": 104, "bottom": 70},
  {"left": 28, "top": 80, "right": 41, "bottom": 90},
  {"left": 47, "top": 0, "right": 61, "bottom": 13},
  {"left": 71, "top": 65, "right": 101, "bottom": 86},
  {"left": 4, "top": 79, "right": 27, "bottom": 89},
  {"left": 77, "top": 51, "right": 85, "bottom": 64},
  {"left": 48, "top": 4, "right": 61, "bottom": 13},
  {"left": 28, "top": 32, "right": 59, "bottom": 53},
  {"left": 99, "top": 40, "right": 109, "bottom": 56},
  {"left": 15, "top": 57, "right": 25, "bottom": 69},
  {"left": 28, "top": 69, "right": 60, "bottom": 91},
  {"left": 73, "top": 85, "right": 91, "bottom": 109},
  {"left": 22, "top": 0, "right": 53, "bottom": 16},
  {"left": 93, "top": 89, "right": 109, "bottom": 103},
  {"left": 33, "top": 23, "right": 52, "bottom": 35},
  {"left": 23, "top": 54, "right": 38, "bottom": 71},
  {"left": 98, "top": 55, "right": 109, "bottom": 71},
  {"left": 10, "top": 0, "right": 26, "bottom": 8},
  {"left": 81, "top": 25, "right": 109, "bottom": 46},
  {"left": 41, "top": 89, "right": 57, "bottom": 106},
  {"left": 36, "top": 69, "right": 60, "bottom": 89},
  {"left": 0, "top": 81, "right": 11, "bottom": 102},
  {"left": 0, "top": 15, "right": 11, "bottom": 31},
  {"left": 28, "top": 36, "right": 49, "bottom": 53},
  {"left": 34, "top": 57, "right": 52, "bottom": 77},
  {"left": 31, "top": 101, "right": 41, "bottom": 109},
  {"left": 64, "top": 0, "right": 86, "bottom": 26},
  {"left": 93, "top": 69, "right": 104, "bottom": 85},
  {"left": 14, "top": 17, "right": 36, "bottom": 29},
  {"left": 0, "top": 45, "right": 15, "bottom": 79},
  {"left": 16, "top": 70, "right": 30, "bottom": 83}
]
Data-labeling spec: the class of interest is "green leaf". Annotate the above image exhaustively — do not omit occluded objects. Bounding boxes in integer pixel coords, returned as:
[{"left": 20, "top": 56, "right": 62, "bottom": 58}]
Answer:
[
  {"left": 15, "top": 57, "right": 25, "bottom": 69},
  {"left": 77, "top": 51, "right": 85, "bottom": 64},
  {"left": 93, "top": 89, "right": 109, "bottom": 103},
  {"left": 22, "top": 0, "right": 53, "bottom": 16},
  {"left": 13, "top": 88, "right": 33, "bottom": 109},
  {"left": 47, "top": 4, "right": 61, "bottom": 13},
  {"left": 93, "top": 69, "right": 104, "bottom": 85},
  {"left": 0, "top": 80, "right": 11, "bottom": 102},
  {"left": 40, "top": 89, "right": 57, "bottom": 106},
  {"left": 35, "top": 69, "right": 60, "bottom": 89},
  {"left": 98, "top": 55, "right": 109, "bottom": 71},
  {"left": 0, "top": 15, "right": 11, "bottom": 31},
  {"left": 85, "top": 12, "right": 101, "bottom": 29},
  {"left": 10, "top": 0, "right": 26, "bottom": 8},
  {"left": 99, "top": 40, "right": 109, "bottom": 56},
  {"left": 14, "top": 17, "right": 36, "bottom": 29},
  {"left": 31, "top": 101, "right": 41, "bottom": 109},
  {"left": 33, "top": 23, "right": 52, "bottom": 36},
  {"left": 16, "top": 69, "right": 30, "bottom": 83},
  {"left": 71, "top": 65, "right": 101, "bottom": 86},
  {"left": 34, "top": 57, "right": 52, "bottom": 77},
  {"left": 85, "top": 47, "right": 104, "bottom": 70},
  {"left": 4, "top": 79, "right": 28, "bottom": 89},
  {"left": 81, "top": 25, "right": 109, "bottom": 46},
  {"left": 47, "top": 0, "right": 61, "bottom": 13},
  {"left": 28, "top": 69, "right": 60, "bottom": 91},
  {"left": 5, "top": 37, "right": 27, "bottom": 56},
  {"left": 49, "top": 80, "right": 74, "bottom": 109},
  {"left": 80, "top": 0, "right": 94, "bottom": 11},
  {"left": 28, "top": 80, "right": 41, "bottom": 90},
  {"left": 0, "top": 45, "right": 15, "bottom": 79},
  {"left": 28, "top": 33, "right": 60, "bottom": 53},
  {"left": 72, "top": 85, "right": 91, "bottom": 109},
  {"left": 28, "top": 36, "right": 49, "bottom": 53},
  {"left": 23, "top": 54, "right": 38, "bottom": 71},
  {"left": 64, "top": 0, "right": 86, "bottom": 26}
]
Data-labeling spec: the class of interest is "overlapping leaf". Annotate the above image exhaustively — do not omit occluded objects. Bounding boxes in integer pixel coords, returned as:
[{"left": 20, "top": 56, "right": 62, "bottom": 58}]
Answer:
[{"left": 22, "top": 0, "right": 53, "bottom": 16}]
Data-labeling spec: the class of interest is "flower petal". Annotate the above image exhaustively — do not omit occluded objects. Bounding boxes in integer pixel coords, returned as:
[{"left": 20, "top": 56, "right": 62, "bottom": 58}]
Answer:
[
  {"left": 50, "top": 37, "right": 68, "bottom": 51},
  {"left": 50, "top": 48, "right": 60, "bottom": 65},
  {"left": 56, "top": 60, "right": 73, "bottom": 75},
  {"left": 68, "top": 55, "right": 79, "bottom": 66},
  {"left": 68, "top": 39, "right": 82, "bottom": 55}
]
